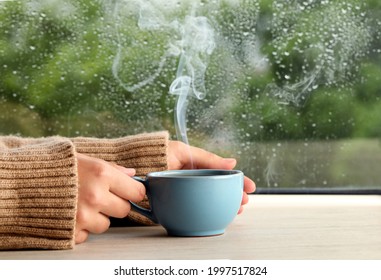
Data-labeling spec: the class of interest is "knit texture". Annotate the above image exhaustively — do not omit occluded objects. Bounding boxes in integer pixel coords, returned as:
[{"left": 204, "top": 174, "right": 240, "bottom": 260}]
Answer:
[
  {"left": 0, "top": 131, "right": 169, "bottom": 250},
  {"left": 72, "top": 131, "right": 169, "bottom": 225},
  {"left": 0, "top": 136, "right": 78, "bottom": 250}
]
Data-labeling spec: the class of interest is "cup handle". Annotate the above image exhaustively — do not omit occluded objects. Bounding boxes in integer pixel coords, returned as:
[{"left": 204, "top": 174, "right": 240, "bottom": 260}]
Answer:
[{"left": 129, "top": 176, "right": 158, "bottom": 224}]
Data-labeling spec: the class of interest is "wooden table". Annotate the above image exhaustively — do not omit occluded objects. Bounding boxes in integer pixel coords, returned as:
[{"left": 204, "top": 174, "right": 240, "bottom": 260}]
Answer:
[{"left": 1, "top": 195, "right": 381, "bottom": 260}]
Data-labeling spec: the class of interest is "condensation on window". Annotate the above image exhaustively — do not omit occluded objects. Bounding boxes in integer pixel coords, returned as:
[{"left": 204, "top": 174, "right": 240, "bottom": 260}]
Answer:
[{"left": 1, "top": 0, "right": 380, "bottom": 188}]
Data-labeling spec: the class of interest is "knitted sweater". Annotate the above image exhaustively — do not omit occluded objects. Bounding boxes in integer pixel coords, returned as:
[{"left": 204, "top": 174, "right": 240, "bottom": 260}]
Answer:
[{"left": 0, "top": 131, "right": 169, "bottom": 250}]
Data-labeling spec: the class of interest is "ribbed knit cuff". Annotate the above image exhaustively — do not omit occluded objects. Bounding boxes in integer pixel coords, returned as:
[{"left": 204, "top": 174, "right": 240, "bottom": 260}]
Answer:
[
  {"left": 0, "top": 137, "right": 78, "bottom": 250},
  {"left": 72, "top": 131, "right": 169, "bottom": 225},
  {"left": 72, "top": 131, "right": 169, "bottom": 176}
]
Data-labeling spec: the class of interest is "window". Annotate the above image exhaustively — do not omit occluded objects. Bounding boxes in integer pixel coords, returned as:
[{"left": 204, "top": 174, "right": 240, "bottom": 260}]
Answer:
[{"left": 1, "top": 0, "right": 380, "bottom": 192}]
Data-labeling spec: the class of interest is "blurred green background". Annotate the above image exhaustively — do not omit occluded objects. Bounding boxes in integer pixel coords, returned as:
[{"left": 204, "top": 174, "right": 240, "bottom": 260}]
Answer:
[{"left": 1, "top": 0, "right": 380, "bottom": 188}]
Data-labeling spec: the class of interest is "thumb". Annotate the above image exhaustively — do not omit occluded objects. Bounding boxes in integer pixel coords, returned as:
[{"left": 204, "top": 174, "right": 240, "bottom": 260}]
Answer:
[
  {"left": 191, "top": 146, "right": 237, "bottom": 170},
  {"left": 221, "top": 158, "right": 237, "bottom": 169}
]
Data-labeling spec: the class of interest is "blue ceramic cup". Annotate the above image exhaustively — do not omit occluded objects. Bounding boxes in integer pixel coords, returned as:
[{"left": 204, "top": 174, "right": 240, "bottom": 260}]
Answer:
[{"left": 130, "top": 169, "right": 244, "bottom": 237}]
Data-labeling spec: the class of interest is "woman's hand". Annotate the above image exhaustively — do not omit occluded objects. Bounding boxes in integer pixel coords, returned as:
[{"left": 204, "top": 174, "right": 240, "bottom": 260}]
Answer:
[
  {"left": 167, "top": 141, "right": 256, "bottom": 214},
  {"left": 75, "top": 153, "right": 146, "bottom": 244}
]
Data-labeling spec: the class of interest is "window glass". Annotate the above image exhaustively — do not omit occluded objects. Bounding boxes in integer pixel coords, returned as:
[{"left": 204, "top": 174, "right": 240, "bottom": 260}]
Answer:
[{"left": 1, "top": 0, "right": 380, "bottom": 189}]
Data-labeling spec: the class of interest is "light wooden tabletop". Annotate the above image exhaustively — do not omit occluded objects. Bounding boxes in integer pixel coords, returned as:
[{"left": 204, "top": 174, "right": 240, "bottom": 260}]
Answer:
[{"left": 1, "top": 194, "right": 381, "bottom": 260}]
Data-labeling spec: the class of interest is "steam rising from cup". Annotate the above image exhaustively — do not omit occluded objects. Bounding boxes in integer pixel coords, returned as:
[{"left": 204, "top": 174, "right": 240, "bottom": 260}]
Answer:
[
  {"left": 111, "top": 1, "right": 215, "bottom": 166},
  {"left": 168, "top": 15, "right": 215, "bottom": 146}
]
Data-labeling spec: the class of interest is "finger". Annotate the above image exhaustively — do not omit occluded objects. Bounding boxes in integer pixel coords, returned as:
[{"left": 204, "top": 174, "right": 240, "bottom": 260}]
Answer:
[
  {"left": 100, "top": 194, "right": 132, "bottom": 218},
  {"left": 75, "top": 229, "right": 89, "bottom": 244},
  {"left": 78, "top": 153, "right": 144, "bottom": 202},
  {"left": 241, "top": 192, "right": 249, "bottom": 206},
  {"left": 103, "top": 165, "right": 145, "bottom": 202},
  {"left": 237, "top": 193, "right": 250, "bottom": 215},
  {"left": 189, "top": 145, "right": 237, "bottom": 170},
  {"left": 244, "top": 176, "right": 256, "bottom": 193},
  {"left": 85, "top": 213, "right": 111, "bottom": 234},
  {"left": 76, "top": 205, "right": 111, "bottom": 234}
]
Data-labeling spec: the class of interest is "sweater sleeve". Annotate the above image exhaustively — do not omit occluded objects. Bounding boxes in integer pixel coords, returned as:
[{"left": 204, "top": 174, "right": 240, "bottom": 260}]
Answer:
[
  {"left": 71, "top": 131, "right": 169, "bottom": 225},
  {"left": 0, "top": 136, "right": 78, "bottom": 250}
]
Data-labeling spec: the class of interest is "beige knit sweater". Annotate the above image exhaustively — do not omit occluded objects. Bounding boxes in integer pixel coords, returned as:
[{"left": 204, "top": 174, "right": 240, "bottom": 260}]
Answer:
[{"left": 0, "top": 131, "right": 169, "bottom": 250}]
